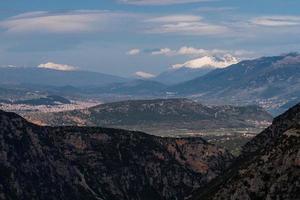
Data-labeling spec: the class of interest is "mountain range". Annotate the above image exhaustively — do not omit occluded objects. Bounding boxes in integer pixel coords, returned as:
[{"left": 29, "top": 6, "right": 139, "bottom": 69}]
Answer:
[
  {"left": 0, "top": 67, "right": 127, "bottom": 87},
  {"left": 168, "top": 53, "right": 300, "bottom": 114},
  {"left": 24, "top": 98, "right": 273, "bottom": 135},
  {"left": 92, "top": 80, "right": 167, "bottom": 96},
  {"left": 88, "top": 53, "right": 300, "bottom": 115},
  {"left": 0, "top": 100, "right": 299, "bottom": 200},
  {"left": 153, "top": 67, "right": 213, "bottom": 85},
  {"left": 0, "top": 109, "right": 233, "bottom": 200},
  {"left": 150, "top": 54, "right": 238, "bottom": 85},
  {"left": 1, "top": 53, "right": 300, "bottom": 115}
]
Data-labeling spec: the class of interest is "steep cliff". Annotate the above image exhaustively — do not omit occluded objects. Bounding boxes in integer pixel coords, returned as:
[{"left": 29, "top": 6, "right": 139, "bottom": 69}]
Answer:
[{"left": 191, "top": 103, "right": 300, "bottom": 200}]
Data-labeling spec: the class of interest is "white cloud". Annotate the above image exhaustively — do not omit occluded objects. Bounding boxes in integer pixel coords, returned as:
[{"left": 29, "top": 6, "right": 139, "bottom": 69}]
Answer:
[
  {"left": 145, "top": 14, "right": 228, "bottom": 35},
  {"left": 151, "top": 48, "right": 174, "bottom": 55},
  {"left": 0, "top": 10, "right": 136, "bottom": 34},
  {"left": 0, "top": 65, "right": 17, "bottom": 68},
  {"left": 127, "top": 48, "right": 141, "bottom": 55},
  {"left": 251, "top": 16, "right": 300, "bottom": 27},
  {"left": 177, "top": 46, "right": 206, "bottom": 55},
  {"left": 150, "top": 46, "right": 252, "bottom": 58},
  {"left": 146, "top": 15, "right": 202, "bottom": 23},
  {"left": 1, "top": 12, "right": 225, "bottom": 37},
  {"left": 173, "top": 54, "right": 238, "bottom": 69},
  {"left": 134, "top": 71, "right": 156, "bottom": 79},
  {"left": 148, "top": 22, "right": 228, "bottom": 35},
  {"left": 38, "top": 62, "right": 78, "bottom": 71},
  {"left": 151, "top": 47, "right": 206, "bottom": 56},
  {"left": 119, "top": 0, "right": 211, "bottom": 5},
  {"left": 196, "top": 7, "right": 237, "bottom": 12},
  {"left": 0, "top": 11, "right": 229, "bottom": 37}
]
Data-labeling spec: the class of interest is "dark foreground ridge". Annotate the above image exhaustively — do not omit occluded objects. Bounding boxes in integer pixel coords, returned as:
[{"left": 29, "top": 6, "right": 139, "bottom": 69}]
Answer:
[
  {"left": 0, "top": 110, "right": 233, "bottom": 200},
  {"left": 191, "top": 102, "right": 300, "bottom": 200}
]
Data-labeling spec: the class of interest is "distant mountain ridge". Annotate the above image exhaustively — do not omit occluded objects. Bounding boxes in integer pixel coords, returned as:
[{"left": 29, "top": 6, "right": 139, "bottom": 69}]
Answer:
[
  {"left": 93, "top": 79, "right": 167, "bottom": 95},
  {"left": 25, "top": 98, "right": 273, "bottom": 135},
  {"left": 1, "top": 53, "right": 299, "bottom": 115},
  {"left": 168, "top": 53, "right": 300, "bottom": 114},
  {"left": 0, "top": 67, "right": 127, "bottom": 87},
  {"left": 170, "top": 53, "right": 300, "bottom": 94},
  {"left": 154, "top": 67, "right": 213, "bottom": 85}
]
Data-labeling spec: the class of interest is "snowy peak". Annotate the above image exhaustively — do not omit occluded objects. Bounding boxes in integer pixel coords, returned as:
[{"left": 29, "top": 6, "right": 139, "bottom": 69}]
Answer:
[
  {"left": 173, "top": 54, "right": 238, "bottom": 69},
  {"left": 154, "top": 55, "right": 239, "bottom": 84}
]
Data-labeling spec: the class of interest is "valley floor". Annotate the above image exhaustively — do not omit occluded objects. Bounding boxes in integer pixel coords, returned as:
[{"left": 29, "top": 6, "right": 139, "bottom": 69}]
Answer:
[{"left": 111, "top": 127, "right": 265, "bottom": 156}]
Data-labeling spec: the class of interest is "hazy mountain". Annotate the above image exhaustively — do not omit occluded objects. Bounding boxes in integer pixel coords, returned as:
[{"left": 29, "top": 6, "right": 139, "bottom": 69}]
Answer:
[
  {"left": 168, "top": 53, "right": 300, "bottom": 114},
  {"left": 0, "top": 86, "right": 29, "bottom": 98},
  {"left": 191, "top": 102, "right": 300, "bottom": 200},
  {"left": 0, "top": 67, "right": 127, "bottom": 87},
  {"left": 154, "top": 67, "right": 213, "bottom": 85},
  {"left": 93, "top": 79, "right": 167, "bottom": 95},
  {"left": 25, "top": 98, "right": 273, "bottom": 135},
  {"left": 0, "top": 110, "right": 233, "bottom": 200}
]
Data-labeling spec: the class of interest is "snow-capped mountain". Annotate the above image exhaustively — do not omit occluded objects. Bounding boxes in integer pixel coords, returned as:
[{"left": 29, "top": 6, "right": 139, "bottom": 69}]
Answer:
[
  {"left": 154, "top": 54, "right": 238, "bottom": 84},
  {"left": 172, "top": 54, "right": 238, "bottom": 69},
  {"left": 169, "top": 53, "right": 300, "bottom": 114}
]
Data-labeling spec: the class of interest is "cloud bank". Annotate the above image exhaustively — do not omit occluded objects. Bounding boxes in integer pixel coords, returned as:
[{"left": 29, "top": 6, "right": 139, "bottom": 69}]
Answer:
[
  {"left": 38, "top": 62, "right": 78, "bottom": 71},
  {"left": 119, "top": 0, "right": 211, "bottom": 5},
  {"left": 146, "top": 15, "right": 228, "bottom": 35},
  {"left": 151, "top": 46, "right": 250, "bottom": 57},
  {"left": 251, "top": 16, "right": 300, "bottom": 27},
  {"left": 135, "top": 71, "right": 156, "bottom": 79},
  {"left": 0, "top": 10, "right": 136, "bottom": 34}
]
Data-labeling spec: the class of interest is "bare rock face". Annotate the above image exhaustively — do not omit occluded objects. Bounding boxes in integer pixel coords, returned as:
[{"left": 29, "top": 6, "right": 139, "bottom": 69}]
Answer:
[
  {"left": 242, "top": 102, "right": 300, "bottom": 154},
  {"left": 191, "top": 103, "right": 300, "bottom": 200},
  {"left": 0, "top": 110, "right": 233, "bottom": 200}
]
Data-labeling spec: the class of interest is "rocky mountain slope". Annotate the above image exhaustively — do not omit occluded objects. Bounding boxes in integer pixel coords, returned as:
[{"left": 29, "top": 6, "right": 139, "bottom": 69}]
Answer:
[
  {"left": 0, "top": 110, "right": 233, "bottom": 200},
  {"left": 24, "top": 99, "right": 272, "bottom": 135},
  {"left": 191, "top": 102, "right": 300, "bottom": 200},
  {"left": 168, "top": 53, "right": 300, "bottom": 115}
]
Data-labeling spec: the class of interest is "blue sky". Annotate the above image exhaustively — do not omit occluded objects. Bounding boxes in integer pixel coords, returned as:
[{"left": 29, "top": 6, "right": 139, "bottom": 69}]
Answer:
[{"left": 0, "top": 0, "right": 300, "bottom": 77}]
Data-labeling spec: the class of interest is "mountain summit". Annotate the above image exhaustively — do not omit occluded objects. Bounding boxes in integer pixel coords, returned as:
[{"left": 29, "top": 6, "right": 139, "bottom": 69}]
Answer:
[
  {"left": 172, "top": 54, "right": 238, "bottom": 69},
  {"left": 155, "top": 54, "right": 238, "bottom": 84}
]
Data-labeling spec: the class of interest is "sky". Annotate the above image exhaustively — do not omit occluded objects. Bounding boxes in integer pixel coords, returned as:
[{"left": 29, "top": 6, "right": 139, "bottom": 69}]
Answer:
[{"left": 0, "top": 0, "right": 299, "bottom": 77}]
